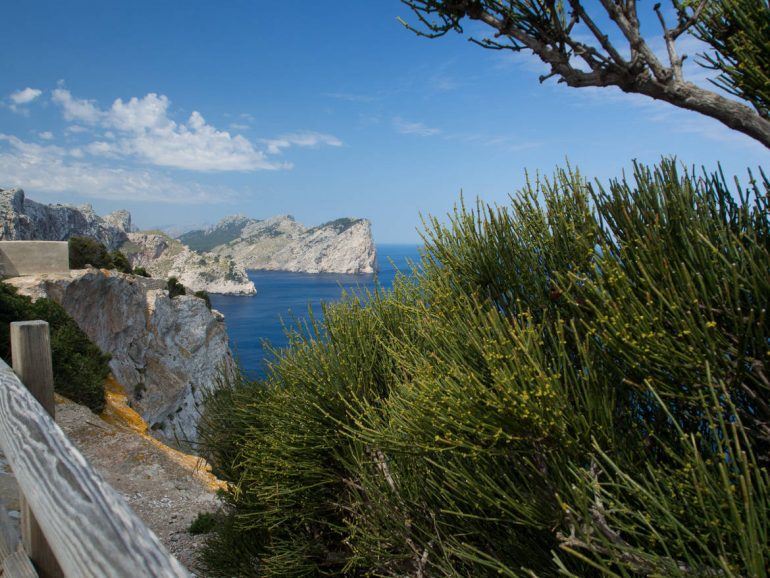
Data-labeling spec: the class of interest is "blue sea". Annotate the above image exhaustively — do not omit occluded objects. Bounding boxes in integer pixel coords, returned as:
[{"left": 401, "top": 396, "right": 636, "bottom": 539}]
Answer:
[{"left": 209, "top": 244, "right": 422, "bottom": 379}]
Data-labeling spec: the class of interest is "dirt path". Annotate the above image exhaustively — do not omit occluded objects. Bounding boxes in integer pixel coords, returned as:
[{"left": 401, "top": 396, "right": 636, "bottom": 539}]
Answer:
[{"left": 0, "top": 382, "right": 223, "bottom": 576}]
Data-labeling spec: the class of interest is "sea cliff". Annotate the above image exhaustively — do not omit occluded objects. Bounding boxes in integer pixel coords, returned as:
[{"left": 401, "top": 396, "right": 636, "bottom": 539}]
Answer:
[
  {"left": 6, "top": 268, "right": 232, "bottom": 444},
  {"left": 181, "top": 214, "right": 377, "bottom": 274}
]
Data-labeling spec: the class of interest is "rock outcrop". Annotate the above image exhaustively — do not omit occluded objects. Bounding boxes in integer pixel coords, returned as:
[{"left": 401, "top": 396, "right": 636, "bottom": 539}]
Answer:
[
  {"left": 5, "top": 268, "right": 232, "bottom": 444},
  {"left": 180, "top": 215, "right": 377, "bottom": 274},
  {"left": 0, "top": 188, "right": 128, "bottom": 250},
  {"left": 122, "top": 232, "right": 256, "bottom": 295},
  {"left": 103, "top": 209, "right": 134, "bottom": 233}
]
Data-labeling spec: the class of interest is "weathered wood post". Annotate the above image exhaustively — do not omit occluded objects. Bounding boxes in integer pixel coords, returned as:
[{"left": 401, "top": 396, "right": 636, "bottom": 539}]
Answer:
[{"left": 10, "top": 321, "right": 64, "bottom": 578}]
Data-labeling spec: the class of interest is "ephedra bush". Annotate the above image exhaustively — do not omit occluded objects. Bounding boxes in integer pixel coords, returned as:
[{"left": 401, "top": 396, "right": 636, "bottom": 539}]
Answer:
[{"left": 198, "top": 159, "right": 770, "bottom": 577}]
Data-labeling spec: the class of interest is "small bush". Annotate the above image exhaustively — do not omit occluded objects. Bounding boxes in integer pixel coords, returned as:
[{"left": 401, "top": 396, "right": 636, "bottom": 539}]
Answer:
[
  {"left": 194, "top": 290, "right": 212, "bottom": 310},
  {"left": 132, "top": 266, "right": 150, "bottom": 278},
  {"left": 166, "top": 277, "right": 186, "bottom": 298},
  {"left": 109, "top": 250, "right": 132, "bottom": 274},
  {"left": 0, "top": 284, "right": 109, "bottom": 412},
  {"left": 189, "top": 512, "right": 218, "bottom": 535},
  {"left": 68, "top": 237, "right": 114, "bottom": 269}
]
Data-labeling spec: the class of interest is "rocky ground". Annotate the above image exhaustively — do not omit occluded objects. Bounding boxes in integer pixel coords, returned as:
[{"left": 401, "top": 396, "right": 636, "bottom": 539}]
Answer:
[{"left": 0, "top": 388, "right": 223, "bottom": 576}]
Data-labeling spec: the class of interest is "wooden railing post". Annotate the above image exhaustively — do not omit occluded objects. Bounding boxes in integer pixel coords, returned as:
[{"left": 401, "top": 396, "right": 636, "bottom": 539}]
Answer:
[{"left": 10, "top": 321, "right": 64, "bottom": 578}]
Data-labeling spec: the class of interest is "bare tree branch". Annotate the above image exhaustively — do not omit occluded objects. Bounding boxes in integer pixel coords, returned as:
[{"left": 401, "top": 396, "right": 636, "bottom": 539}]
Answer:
[{"left": 400, "top": 0, "right": 770, "bottom": 148}]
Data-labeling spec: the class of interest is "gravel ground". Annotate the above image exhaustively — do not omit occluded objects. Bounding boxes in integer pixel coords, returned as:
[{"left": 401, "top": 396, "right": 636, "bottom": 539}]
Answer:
[{"left": 0, "top": 394, "right": 223, "bottom": 576}]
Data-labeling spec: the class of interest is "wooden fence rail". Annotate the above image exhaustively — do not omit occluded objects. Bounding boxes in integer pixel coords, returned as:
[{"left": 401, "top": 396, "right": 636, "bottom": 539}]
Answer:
[{"left": 0, "top": 321, "right": 190, "bottom": 578}]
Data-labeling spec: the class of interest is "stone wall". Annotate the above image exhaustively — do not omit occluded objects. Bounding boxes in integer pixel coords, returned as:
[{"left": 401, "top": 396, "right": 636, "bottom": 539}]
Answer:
[{"left": 0, "top": 241, "right": 69, "bottom": 276}]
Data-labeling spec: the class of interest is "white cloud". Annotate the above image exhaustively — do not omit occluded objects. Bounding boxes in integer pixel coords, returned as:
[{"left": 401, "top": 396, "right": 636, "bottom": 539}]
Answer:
[
  {"left": 393, "top": 117, "right": 441, "bottom": 137},
  {"left": 0, "top": 134, "right": 227, "bottom": 203},
  {"left": 51, "top": 88, "right": 103, "bottom": 123},
  {"left": 264, "top": 132, "right": 343, "bottom": 155},
  {"left": 49, "top": 89, "right": 339, "bottom": 172},
  {"left": 9, "top": 87, "right": 42, "bottom": 105},
  {"left": 6, "top": 87, "right": 43, "bottom": 115},
  {"left": 229, "top": 123, "right": 250, "bottom": 131},
  {"left": 65, "top": 125, "right": 89, "bottom": 134},
  {"left": 38, "top": 131, "right": 54, "bottom": 140}
]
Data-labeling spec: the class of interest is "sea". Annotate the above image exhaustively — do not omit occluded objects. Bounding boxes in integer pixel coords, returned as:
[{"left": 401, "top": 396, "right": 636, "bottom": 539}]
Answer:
[{"left": 209, "top": 244, "right": 422, "bottom": 379}]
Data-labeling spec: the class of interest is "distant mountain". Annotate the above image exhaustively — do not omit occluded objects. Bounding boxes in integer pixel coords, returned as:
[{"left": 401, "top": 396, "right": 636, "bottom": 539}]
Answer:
[
  {"left": 179, "top": 215, "right": 251, "bottom": 253},
  {"left": 182, "top": 214, "right": 377, "bottom": 274}
]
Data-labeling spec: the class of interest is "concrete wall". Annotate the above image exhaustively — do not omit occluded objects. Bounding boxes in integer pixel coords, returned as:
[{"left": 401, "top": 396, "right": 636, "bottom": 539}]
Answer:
[{"left": 0, "top": 241, "right": 69, "bottom": 276}]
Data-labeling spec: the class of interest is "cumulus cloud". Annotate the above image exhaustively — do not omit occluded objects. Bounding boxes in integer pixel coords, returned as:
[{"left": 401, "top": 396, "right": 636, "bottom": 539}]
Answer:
[
  {"left": 49, "top": 89, "right": 339, "bottom": 172},
  {"left": 0, "top": 134, "right": 227, "bottom": 203},
  {"left": 6, "top": 87, "right": 43, "bottom": 115},
  {"left": 10, "top": 87, "right": 42, "bottom": 105},
  {"left": 51, "top": 88, "right": 103, "bottom": 123},
  {"left": 393, "top": 117, "right": 441, "bottom": 137},
  {"left": 2, "top": 87, "right": 344, "bottom": 201}
]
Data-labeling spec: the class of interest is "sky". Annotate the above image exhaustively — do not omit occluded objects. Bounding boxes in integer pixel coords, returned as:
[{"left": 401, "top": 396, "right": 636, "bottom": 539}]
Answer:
[{"left": 1, "top": 1, "right": 767, "bottom": 243}]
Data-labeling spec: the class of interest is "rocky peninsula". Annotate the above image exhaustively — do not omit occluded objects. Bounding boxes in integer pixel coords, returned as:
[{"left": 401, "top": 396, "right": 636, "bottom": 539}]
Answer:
[
  {"left": 121, "top": 232, "right": 256, "bottom": 295},
  {"left": 181, "top": 214, "right": 377, "bottom": 274}
]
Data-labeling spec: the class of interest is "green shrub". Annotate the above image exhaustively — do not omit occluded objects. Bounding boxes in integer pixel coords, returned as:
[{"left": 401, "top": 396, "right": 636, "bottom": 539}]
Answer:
[
  {"left": 132, "top": 266, "right": 150, "bottom": 278},
  {"left": 198, "top": 160, "right": 770, "bottom": 577},
  {"left": 68, "top": 236, "right": 114, "bottom": 269},
  {"left": 0, "top": 284, "right": 109, "bottom": 413},
  {"left": 68, "top": 237, "right": 133, "bottom": 275},
  {"left": 166, "top": 277, "right": 186, "bottom": 298},
  {"left": 189, "top": 512, "right": 218, "bottom": 535},
  {"left": 194, "top": 290, "right": 212, "bottom": 310},
  {"left": 109, "top": 250, "right": 133, "bottom": 274}
]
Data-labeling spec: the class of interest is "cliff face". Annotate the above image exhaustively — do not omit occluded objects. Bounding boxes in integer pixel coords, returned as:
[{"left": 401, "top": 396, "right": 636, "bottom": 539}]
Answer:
[
  {"left": 5, "top": 269, "right": 232, "bottom": 444},
  {"left": 122, "top": 232, "right": 256, "bottom": 295},
  {"left": 0, "top": 188, "right": 129, "bottom": 250},
  {"left": 182, "top": 215, "right": 377, "bottom": 274}
]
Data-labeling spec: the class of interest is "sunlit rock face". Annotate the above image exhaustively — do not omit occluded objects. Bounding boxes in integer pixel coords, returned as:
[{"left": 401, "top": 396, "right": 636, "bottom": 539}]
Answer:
[
  {"left": 6, "top": 268, "right": 232, "bottom": 444},
  {"left": 122, "top": 232, "right": 256, "bottom": 295},
  {"left": 0, "top": 188, "right": 129, "bottom": 250},
  {"left": 181, "top": 214, "right": 378, "bottom": 274}
]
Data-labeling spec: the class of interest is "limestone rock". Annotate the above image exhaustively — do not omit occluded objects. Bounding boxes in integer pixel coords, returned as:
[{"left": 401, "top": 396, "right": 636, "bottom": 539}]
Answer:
[
  {"left": 122, "top": 232, "right": 256, "bottom": 295},
  {"left": 103, "top": 209, "right": 134, "bottom": 233},
  {"left": 5, "top": 268, "right": 232, "bottom": 444},
  {"left": 181, "top": 214, "right": 377, "bottom": 274},
  {"left": 0, "top": 188, "right": 128, "bottom": 250}
]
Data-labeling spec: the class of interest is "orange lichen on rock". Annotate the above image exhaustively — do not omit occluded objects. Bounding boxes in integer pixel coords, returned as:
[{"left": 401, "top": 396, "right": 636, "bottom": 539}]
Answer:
[
  {"left": 101, "top": 375, "right": 227, "bottom": 492},
  {"left": 102, "top": 374, "right": 148, "bottom": 433}
]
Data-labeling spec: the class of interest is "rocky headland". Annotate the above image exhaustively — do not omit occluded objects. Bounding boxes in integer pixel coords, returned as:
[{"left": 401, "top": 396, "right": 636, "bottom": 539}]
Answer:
[
  {"left": 121, "top": 232, "right": 256, "bottom": 295},
  {"left": 180, "top": 214, "right": 377, "bottom": 274}
]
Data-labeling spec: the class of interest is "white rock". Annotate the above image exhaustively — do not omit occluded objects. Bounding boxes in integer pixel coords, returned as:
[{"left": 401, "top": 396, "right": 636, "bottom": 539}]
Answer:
[
  {"left": 0, "top": 188, "right": 129, "bottom": 250},
  {"left": 182, "top": 214, "right": 377, "bottom": 274},
  {"left": 123, "top": 232, "right": 256, "bottom": 295},
  {"left": 5, "top": 269, "right": 233, "bottom": 444}
]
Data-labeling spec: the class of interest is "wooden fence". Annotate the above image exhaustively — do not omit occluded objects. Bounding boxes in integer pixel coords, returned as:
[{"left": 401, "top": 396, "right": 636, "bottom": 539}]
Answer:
[{"left": 0, "top": 321, "right": 190, "bottom": 578}]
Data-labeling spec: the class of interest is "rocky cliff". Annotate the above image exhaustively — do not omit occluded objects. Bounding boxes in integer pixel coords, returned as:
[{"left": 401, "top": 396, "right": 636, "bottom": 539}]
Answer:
[
  {"left": 180, "top": 214, "right": 377, "bottom": 274},
  {"left": 0, "top": 188, "right": 129, "bottom": 250},
  {"left": 5, "top": 268, "right": 232, "bottom": 444},
  {"left": 122, "top": 232, "right": 256, "bottom": 295}
]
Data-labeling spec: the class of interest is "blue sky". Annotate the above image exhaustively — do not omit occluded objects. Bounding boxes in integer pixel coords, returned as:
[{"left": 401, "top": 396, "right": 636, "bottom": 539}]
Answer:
[{"left": 1, "top": 1, "right": 767, "bottom": 243}]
